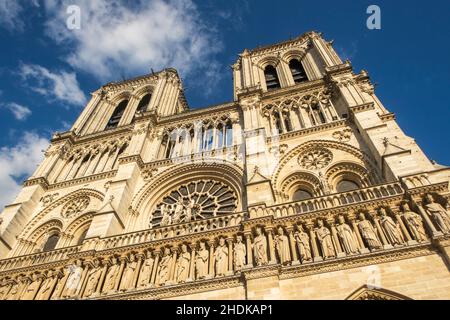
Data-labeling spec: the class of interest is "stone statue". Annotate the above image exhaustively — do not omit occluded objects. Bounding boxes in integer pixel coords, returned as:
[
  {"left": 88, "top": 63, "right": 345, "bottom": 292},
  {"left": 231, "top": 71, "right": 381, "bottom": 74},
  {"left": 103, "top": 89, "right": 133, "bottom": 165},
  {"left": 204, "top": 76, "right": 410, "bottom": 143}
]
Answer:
[
  {"left": 157, "top": 248, "right": 172, "bottom": 285},
  {"left": 214, "top": 238, "right": 228, "bottom": 277},
  {"left": 20, "top": 273, "right": 42, "bottom": 300},
  {"left": 294, "top": 225, "right": 312, "bottom": 262},
  {"left": 35, "top": 270, "right": 57, "bottom": 300},
  {"left": 137, "top": 251, "right": 154, "bottom": 288},
  {"left": 176, "top": 244, "right": 191, "bottom": 283},
  {"left": 83, "top": 260, "right": 102, "bottom": 298},
  {"left": 424, "top": 194, "right": 450, "bottom": 233},
  {"left": 62, "top": 260, "right": 83, "bottom": 298},
  {"left": 336, "top": 215, "right": 359, "bottom": 254},
  {"left": 102, "top": 257, "right": 120, "bottom": 293},
  {"left": 379, "top": 208, "right": 404, "bottom": 246},
  {"left": 0, "top": 280, "right": 12, "bottom": 300},
  {"left": 315, "top": 220, "right": 336, "bottom": 259},
  {"left": 50, "top": 270, "right": 65, "bottom": 299},
  {"left": 274, "top": 227, "right": 291, "bottom": 265},
  {"left": 195, "top": 241, "right": 209, "bottom": 279},
  {"left": 5, "top": 281, "right": 20, "bottom": 300},
  {"left": 160, "top": 204, "right": 171, "bottom": 226},
  {"left": 357, "top": 213, "right": 382, "bottom": 250},
  {"left": 185, "top": 199, "right": 195, "bottom": 222},
  {"left": 234, "top": 235, "right": 246, "bottom": 271},
  {"left": 119, "top": 254, "right": 138, "bottom": 292},
  {"left": 173, "top": 200, "right": 184, "bottom": 224},
  {"left": 253, "top": 227, "right": 268, "bottom": 266},
  {"left": 402, "top": 203, "right": 427, "bottom": 242}
]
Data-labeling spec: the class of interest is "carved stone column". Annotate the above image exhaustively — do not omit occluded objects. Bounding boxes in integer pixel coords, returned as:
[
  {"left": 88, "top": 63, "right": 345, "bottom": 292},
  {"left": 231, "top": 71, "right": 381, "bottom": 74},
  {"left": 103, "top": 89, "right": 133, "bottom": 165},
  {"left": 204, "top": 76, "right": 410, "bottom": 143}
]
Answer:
[
  {"left": 227, "top": 238, "right": 234, "bottom": 275},
  {"left": 188, "top": 244, "right": 196, "bottom": 282},
  {"left": 414, "top": 201, "right": 443, "bottom": 237},
  {"left": 306, "top": 221, "right": 322, "bottom": 262},
  {"left": 77, "top": 261, "right": 91, "bottom": 299},
  {"left": 392, "top": 208, "right": 414, "bottom": 245},
  {"left": 265, "top": 227, "right": 277, "bottom": 264},
  {"left": 168, "top": 247, "right": 178, "bottom": 284},
  {"left": 244, "top": 232, "right": 253, "bottom": 268},
  {"left": 132, "top": 254, "right": 144, "bottom": 288},
  {"left": 370, "top": 212, "right": 391, "bottom": 249},
  {"left": 327, "top": 218, "right": 345, "bottom": 258},
  {"left": 113, "top": 257, "right": 126, "bottom": 292},
  {"left": 348, "top": 213, "right": 369, "bottom": 254},
  {"left": 208, "top": 240, "right": 215, "bottom": 279},
  {"left": 286, "top": 226, "right": 299, "bottom": 265},
  {"left": 95, "top": 261, "right": 108, "bottom": 295},
  {"left": 150, "top": 250, "right": 160, "bottom": 285}
]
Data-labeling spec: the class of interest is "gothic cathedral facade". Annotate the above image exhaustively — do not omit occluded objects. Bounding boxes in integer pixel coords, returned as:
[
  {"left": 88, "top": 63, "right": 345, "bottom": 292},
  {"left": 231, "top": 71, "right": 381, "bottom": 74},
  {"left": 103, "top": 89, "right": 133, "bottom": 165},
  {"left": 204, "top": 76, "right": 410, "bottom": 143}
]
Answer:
[{"left": 0, "top": 31, "right": 449, "bottom": 300}]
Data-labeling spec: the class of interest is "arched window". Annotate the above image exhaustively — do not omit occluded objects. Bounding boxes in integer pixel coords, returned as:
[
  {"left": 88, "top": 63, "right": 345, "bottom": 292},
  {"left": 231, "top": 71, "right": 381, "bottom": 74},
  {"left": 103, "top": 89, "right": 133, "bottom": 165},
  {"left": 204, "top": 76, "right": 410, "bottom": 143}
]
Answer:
[
  {"left": 42, "top": 234, "right": 60, "bottom": 252},
  {"left": 76, "top": 228, "right": 89, "bottom": 245},
  {"left": 336, "top": 180, "right": 360, "bottom": 193},
  {"left": 311, "top": 104, "right": 326, "bottom": 125},
  {"left": 106, "top": 99, "right": 129, "bottom": 130},
  {"left": 289, "top": 59, "right": 308, "bottom": 84},
  {"left": 135, "top": 94, "right": 151, "bottom": 115},
  {"left": 264, "top": 65, "right": 281, "bottom": 90},
  {"left": 292, "top": 189, "right": 313, "bottom": 201},
  {"left": 283, "top": 112, "right": 292, "bottom": 132},
  {"left": 225, "top": 120, "right": 233, "bottom": 146}
]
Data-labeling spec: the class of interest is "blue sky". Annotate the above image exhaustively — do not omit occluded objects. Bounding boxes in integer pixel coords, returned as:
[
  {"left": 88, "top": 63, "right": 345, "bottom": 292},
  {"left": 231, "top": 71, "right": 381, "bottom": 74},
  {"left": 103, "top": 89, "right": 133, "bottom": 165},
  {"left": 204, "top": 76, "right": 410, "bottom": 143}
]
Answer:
[{"left": 0, "top": 0, "right": 449, "bottom": 208}]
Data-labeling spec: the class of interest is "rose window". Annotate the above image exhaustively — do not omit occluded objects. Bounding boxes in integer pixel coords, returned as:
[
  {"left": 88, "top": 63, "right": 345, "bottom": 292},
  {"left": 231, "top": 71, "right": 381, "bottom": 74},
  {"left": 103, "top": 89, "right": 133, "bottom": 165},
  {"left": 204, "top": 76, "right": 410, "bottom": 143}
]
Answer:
[
  {"left": 299, "top": 148, "right": 333, "bottom": 170},
  {"left": 150, "top": 180, "right": 237, "bottom": 227},
  {"left": 61, "top": 197, "right": 90, "bottom": 219}
]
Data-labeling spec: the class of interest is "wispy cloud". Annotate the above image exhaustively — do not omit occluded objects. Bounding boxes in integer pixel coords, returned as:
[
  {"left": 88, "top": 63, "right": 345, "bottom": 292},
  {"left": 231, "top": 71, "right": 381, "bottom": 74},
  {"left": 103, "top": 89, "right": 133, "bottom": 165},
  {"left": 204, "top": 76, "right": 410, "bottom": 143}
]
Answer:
[
  {"left": 43, "top": 0, "right": 223, "bottom": 90},
  {"left": 0, "top": 132, "right": 49, "bottom": 210},
  {"left": 19, "top": 63, "right": 87, "bottom": 106},
  {"left": 0, "top": 0, "right": 25, "bottom": 32},
  {"left": 1, "top": 102, "right": 32, "bottom": 120}
]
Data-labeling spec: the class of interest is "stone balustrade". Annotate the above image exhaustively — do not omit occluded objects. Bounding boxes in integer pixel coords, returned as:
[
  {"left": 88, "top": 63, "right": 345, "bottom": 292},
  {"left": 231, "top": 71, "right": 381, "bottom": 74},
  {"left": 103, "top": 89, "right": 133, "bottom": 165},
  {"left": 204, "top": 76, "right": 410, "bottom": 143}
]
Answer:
[
  {"left": 0, "top": 245, "right": 80, "bottom": 273},
  {"left": 249, "top": 182, "right": 404, "bottom": 218}
]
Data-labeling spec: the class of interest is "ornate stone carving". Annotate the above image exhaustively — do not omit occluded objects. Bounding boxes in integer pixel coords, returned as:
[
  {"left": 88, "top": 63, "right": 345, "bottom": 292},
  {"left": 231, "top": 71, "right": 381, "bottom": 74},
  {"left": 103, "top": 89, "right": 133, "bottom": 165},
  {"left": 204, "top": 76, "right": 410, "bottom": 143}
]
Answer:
[
  {"left": 294, "top": 225, "right": 312, "bottom": 263},
  {"left": 336, "top": 215, "right": 359, "bottom": 254},
  {"left": 103, "top": 257, "right": 120, "bottom": 293},
  {"left": 253, "top": 227, "right": 268, "bottom": 266},
  {"left": 315, "top": 220, "right": 336, "bottom": 259},
  {"left": 357, "top": 213, "right": 382, "bottom": 250},
  {"left": 274, "top": 227, "right": 291, "bottom": 265},
  {"left": 151, "top": 180, "right": 237, "bottom": 227},
  {"left": 137, "top": 251, "right": 154, "bottom": 288},
  {"left": 61, "top": 197, "right": 90, "bottom": 219},
  {"left": 62, "top": 260, "right": 83, "bottom": 298},
  {"left": 401, "top": 203, "right": 427, "bottom": 242},
  {"left": 175, "top": 245, "right": 190, "bottom": 283},
  {"left": 233, "top": 235, "right": 246, "bottom": 271},
  {"left": 195, "top": 242, "right": 209, "bottom": 280},
  {"left": 299, "top": 148, "right": 333, "bottom": 170},
  {"left": 332, "top": 129, "right": 352, "bottom": 142},
  {"left": 214, "top": 238, "right": 228, "bottom": 277},
  {"left": 83, "top": 260, "right": 102, "bottom": 298},
  {"left": 378, "top": 208, "right": 405, "bottom": 246},
  {"left": 156, "top": 248, "right": 172, "bottom": 286},
  {"left": 424, "top": 194, "right": 450, "bottom": 233}
]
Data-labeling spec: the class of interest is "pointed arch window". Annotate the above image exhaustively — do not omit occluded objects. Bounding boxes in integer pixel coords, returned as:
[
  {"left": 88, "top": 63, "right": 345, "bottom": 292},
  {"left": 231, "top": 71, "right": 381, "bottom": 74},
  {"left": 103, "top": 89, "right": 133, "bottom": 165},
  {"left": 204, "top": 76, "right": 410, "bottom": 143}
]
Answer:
[
  {"left": 106, "top": 99, "right": 129, "bottom": 130},
  {"left": 76, "top": 228, "right": 89, "bottom": 246},
  {"left": 135, "top": 93, "right": 152, "bottom": 117},
  {"left": 264, "top": 65, "right": 281, "bottom": 90},
  {"left": 289, "top": 59, "right": 308, "bottom": 84},
  {"left": 42, "top": 234, "right": 60, "bottom": 252},
  {"left": 336, "top": 180, "right": 360, "bottom": 193},
  {"left": 292, "top": 188, "right": 313, "bottom": 201}
]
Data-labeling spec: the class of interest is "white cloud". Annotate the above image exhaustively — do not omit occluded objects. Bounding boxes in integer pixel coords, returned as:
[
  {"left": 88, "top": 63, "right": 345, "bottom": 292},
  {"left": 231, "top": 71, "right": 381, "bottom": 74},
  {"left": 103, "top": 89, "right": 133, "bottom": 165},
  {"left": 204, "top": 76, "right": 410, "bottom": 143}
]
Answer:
[
  {"left": 43, "top": 0, "right": 222, "bottom": 88},
  {"left": 19, "top": 63, "right": 87, "bottom": 106},
  {"left": 0, "top": 0, "right": 24, "bottom": 32},
  {"left": 2, "top": 102, "right": 32, "bottom": 120},
  {"left": 0, "top": 132, "right": 49, "bottom": 210}
]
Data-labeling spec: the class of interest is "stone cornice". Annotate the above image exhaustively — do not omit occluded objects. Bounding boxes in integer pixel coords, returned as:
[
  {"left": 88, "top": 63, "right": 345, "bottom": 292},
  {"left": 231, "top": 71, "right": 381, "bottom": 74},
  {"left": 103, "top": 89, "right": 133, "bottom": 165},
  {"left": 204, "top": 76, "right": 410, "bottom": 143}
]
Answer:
[
  {"left": 47, "top": 170, "right": 117, "bottom": 190},
  {"left": 349, "top": 102, "right": 375, "bottom": 114}
]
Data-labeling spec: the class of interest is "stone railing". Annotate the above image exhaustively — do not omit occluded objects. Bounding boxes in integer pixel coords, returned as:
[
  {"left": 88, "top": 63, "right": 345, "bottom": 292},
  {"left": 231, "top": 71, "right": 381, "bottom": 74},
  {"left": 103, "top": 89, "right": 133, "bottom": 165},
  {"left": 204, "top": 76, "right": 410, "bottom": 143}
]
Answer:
[
  {"left": 249, "top": 182, "right": 404, "bottom": 218},
  {"left": 0, "top": 245, "right": 80, "bottom": 273},
  {"left": 97, "top": 212, "right": 245, "bottom": 251}
]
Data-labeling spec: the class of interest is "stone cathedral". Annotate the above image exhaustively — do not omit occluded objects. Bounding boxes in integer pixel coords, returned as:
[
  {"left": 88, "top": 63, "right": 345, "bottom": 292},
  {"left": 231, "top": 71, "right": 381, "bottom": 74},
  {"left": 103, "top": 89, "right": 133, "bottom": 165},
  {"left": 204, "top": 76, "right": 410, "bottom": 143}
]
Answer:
[{"left": 0, "top": 31, "right": 449, "bottom": 301}]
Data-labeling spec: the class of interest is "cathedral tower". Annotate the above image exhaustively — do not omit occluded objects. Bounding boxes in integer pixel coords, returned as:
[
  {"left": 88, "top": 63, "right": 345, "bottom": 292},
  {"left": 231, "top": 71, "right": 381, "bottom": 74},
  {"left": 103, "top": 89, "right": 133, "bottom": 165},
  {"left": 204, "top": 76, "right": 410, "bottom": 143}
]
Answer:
[{"left": 0, "top": 32, "right": 449, "bottom": 300}]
